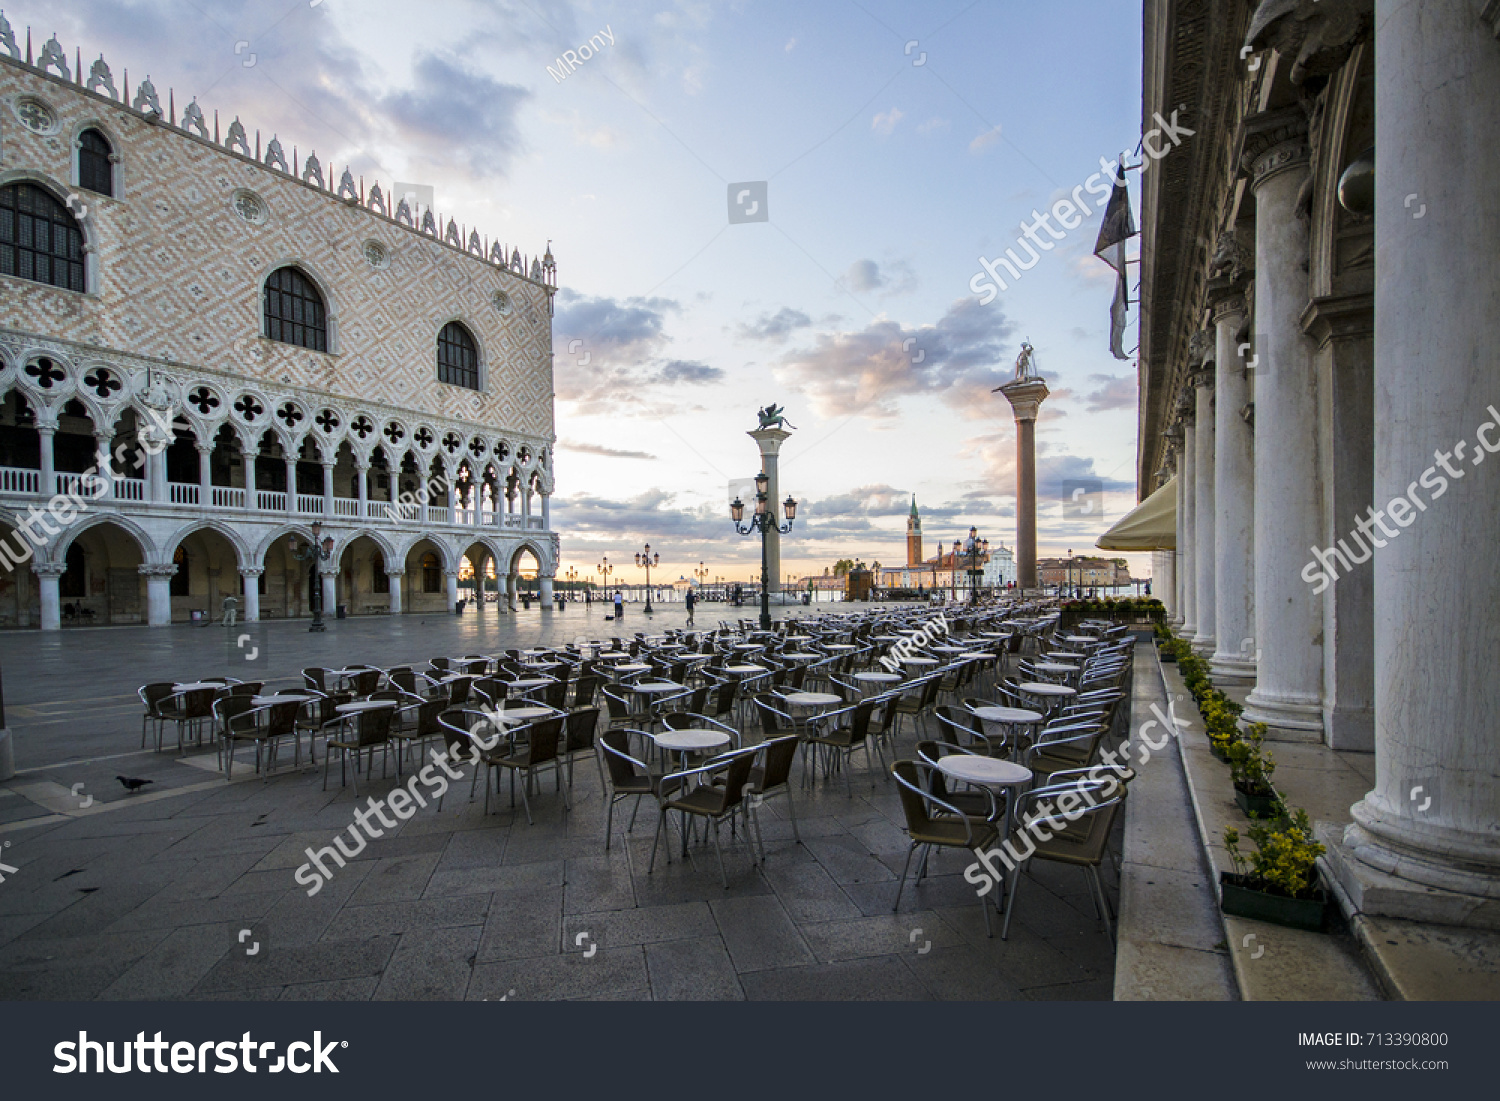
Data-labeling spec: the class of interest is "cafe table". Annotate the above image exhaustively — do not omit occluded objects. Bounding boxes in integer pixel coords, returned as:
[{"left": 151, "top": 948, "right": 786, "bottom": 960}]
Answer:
[{"left": 935, "top": 754, "right": 1033, "bottom": 836}]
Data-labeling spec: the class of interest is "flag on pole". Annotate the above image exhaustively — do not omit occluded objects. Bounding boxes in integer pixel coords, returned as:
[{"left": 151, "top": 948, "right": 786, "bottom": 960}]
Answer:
[{"left": 1093, "top": 164, "right": 1137, "bottom": 360}]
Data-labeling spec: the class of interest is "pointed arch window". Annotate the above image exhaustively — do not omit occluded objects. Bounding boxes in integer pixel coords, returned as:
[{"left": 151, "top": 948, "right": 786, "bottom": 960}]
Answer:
[
  {"left": 437, "top": 322, "right": 480, "bottom": 389},
  {"left": 0, "top": 183, "right": 85, "bottom": 292},
  {"left": 263, "top": 266, "right": 328, "bottom": 352},
  {"left": 78, "top": 128, "right": 114, "bottom": 197}
]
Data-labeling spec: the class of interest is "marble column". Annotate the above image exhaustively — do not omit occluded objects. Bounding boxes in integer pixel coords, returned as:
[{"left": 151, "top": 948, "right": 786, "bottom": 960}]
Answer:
[
  {"left": 539, "top": 576, "right": 554, "bottom": 610},
  {"left": 320, "top": 569, "right": 338, "bottom": 620},
  {"left": 321, "top": 460, "right": 335, "bottom": 518},
  {"left": 1179, "top": 407, "right": 1197, "bottom": 637},
  {"left": 242, "top": 452, "right": 257, "bottom": 510},
  {"left": 1306, "top": 294, "right": 1376, "bottom": 751},
  {"left": 35, "top": 562, "right": 63, "bottom": 631},
  {"left": 285, "top": 456, "right": 298, "bottom": 515},
  {"left": 541, "top": 493, "right": 551, "bottom": 529},
  {"left": 1240, "top": 107, "right": 1324, "bottom": 742},
  {"left": 37, "top": 426, "right": 55, "bottom": 498},
  {"left": 495, "top": 573, "right": 508, "bottom": 613},
  {"left": 748, "top": 426, "right": 793, "bottom": 593},
  {"left": 240, "top": 568, "right": 262, "bottom": 622},
  {"left": 142, "top": 564, "right": 173, "bottom": 626},
  {"left": 1209, "top": 293, "right": 1258, "bottom": 682},
  {"left": 387, "top": 569, "right": 403, "bottom": 615},
  {"left": 1156, "top": 548, "right": 1175, "bottom": 618},
  {"left": 997, "top": 378, "right": 1049, "bottom": 589},
  {"left": 1335, "top": 0, "right": 1500, "bottom": 910},
  {"left": 198, "top": 445, "right": 212, "bottom": 507},
  {"left": 93, "top": 434, "right": 114, "bottom": 500},
  {"left": 507, "top": 573, "right": 519, "bottom": 611},
  {"left": 1192, "top": 368, "right": 1217, "bottom": 654},
  {"left": 355, "top": 461, "right": 369, "bottom": 519},
  {"left": 445, "top": 569, "right": 459, "bottom": 612}
]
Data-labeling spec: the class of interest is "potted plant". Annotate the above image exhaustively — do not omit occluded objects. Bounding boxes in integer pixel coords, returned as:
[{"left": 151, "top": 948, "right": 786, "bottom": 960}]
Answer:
[
  {"left": 1225, "top": 722, "right": 1277, "bottom": 815},
  {"left": 1221, "top": 807, "right": 1330, "bottom": 931}
]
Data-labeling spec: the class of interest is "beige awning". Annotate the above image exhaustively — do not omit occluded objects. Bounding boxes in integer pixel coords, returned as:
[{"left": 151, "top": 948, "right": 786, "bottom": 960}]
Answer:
[{"left": 1096, "top": 477, "right": 1176, "bottom": 551}]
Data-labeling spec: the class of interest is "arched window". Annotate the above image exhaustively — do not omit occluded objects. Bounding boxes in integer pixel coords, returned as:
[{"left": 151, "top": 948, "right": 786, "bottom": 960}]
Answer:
[
  {"left": 263, "top": 266, "right": 328, "bottom": 352},
  {"left": 78, "top": 129, "right": 114, "bottom": 197},
  {"left": 421, "top": 553, "right": 441, "bottom": 593},
  {"left": 171, "top": 545, "right": 190, "bottom": 597},
  {"left": 371, "top": 550, "right": 389, "bottom": 594},
  {"left": 0, "top": 183, "right": 85, "bottom": 292},
  {"left": 437, "top": 322, "right": 479, "bottom": 389},
  {"left": 60, "top": 542, "right": 86, "bottom": 599}
]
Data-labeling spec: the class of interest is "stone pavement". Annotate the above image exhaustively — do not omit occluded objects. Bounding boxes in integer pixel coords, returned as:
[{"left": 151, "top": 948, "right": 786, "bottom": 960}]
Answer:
[{"left": 0, "top": 606, "right": 1118, "bottom": 1001}]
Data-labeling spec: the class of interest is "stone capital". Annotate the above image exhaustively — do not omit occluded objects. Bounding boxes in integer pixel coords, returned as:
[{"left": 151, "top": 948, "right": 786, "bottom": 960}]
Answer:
[
  {"left": 32, "top": 561, "right": 67, "bottom": 578},
  {"left": 995, "top": 378, "right": 1050, "bottom": 423},
  {"left": 239, "top": 567, "right": 265, "bottom": 578},
  {"left": 1246, "top": 0, "right": 1372, "bottom": 87},
  {"left": 386, "top": 567, "right": 406, "bottom": 577},
  {"left": 139, "top": 563, "right": 178, "bottom": 578},
  {"left": 1299, "top": 291, "right": 1374, "bottom": 349},
  {"left": 1239, "top": 107, "right": 1310, "bottom": 188},
  {"left": 1191, "top": 367, "right": 1215, "bottom": 391},
  {"left": 1209, "top": 291, "right": 1248, "bottom": 326},
  {"left": 748, "top": 427, "right": 792, "bottom": 456}
]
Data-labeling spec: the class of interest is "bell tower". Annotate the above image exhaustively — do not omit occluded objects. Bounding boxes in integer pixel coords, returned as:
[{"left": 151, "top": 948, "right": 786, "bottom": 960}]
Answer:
[{"left": 906, "top": 496, "right": 922, "bottom": 568}]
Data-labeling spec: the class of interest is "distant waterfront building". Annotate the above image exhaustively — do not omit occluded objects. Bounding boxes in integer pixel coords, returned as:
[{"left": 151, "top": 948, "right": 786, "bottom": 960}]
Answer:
[{"left": 876, "top": 499, "right": 1014, "bottom": 594}]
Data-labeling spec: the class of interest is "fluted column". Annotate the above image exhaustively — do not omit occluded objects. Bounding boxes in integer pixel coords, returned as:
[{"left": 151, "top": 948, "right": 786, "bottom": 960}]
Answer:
[
  {"left": 1192, "top": 368, "right": 1217, "bottom": 654},
  {"left": 1337, "top": 0, "right": 1500, "bottom": 906},
  {"left": 1178, "top": 407, "right": 1197, "bottom": 637},
  {"left": 1210, "top": 292, "right": 1257, "bottom": 681},
  {"left": 1240, "top": 107, "right": 1324, "bottom": 741}
]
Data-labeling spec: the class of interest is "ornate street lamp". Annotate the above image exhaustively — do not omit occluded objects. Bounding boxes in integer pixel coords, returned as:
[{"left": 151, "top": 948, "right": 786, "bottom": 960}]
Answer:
[
  {"left": 288, "top": 521, "right": 336, "bottom": 632},
  {"left": 953, "top": 526, "right": 989, "bottom": 605},
  {"left": 597, "top": 555, "right": 613, "bottom": 593},
  {"left": 730, "top": 472, "right": 797, "bottom": 631},
  {"left": 634, "top": 544, "right": 660, "bottom": 613}
]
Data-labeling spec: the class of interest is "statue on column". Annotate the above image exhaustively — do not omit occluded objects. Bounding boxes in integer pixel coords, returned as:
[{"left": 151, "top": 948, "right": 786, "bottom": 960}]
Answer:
[
  {"left": 756, "top": 404, "right": 795, "bottom": 430},
  {"left": 1013, "top": 341, "right": 1038, "bottom": 380}
]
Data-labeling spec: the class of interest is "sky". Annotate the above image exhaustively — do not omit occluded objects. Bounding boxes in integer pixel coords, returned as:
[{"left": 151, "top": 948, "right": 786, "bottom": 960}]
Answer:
[{"left": 23, "top": 0, "right": 1150, "bottom": 587}]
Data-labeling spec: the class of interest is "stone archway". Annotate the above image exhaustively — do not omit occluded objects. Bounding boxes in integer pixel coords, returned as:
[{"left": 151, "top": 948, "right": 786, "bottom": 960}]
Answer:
[
  {"left": 163, "top": 525, "right": 246, "bottom": 624},
  {"left": 337, "top": 533, "right": 398, "bottom": 616},
  {"left": 46, "top": 518, "right": 152, "bottom": 628}
]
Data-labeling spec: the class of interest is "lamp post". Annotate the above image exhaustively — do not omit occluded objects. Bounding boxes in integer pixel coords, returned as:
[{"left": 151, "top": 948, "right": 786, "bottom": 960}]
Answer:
[
  {"left": 634, "top": 544, "right": 660, "bottom": 614},
  {"left": 953, "top": 526, "right": 989, "bottom": 606},
  {"left": 597, "top": 556, "right": 613, "bottom": 601},
  {"left": 730, "top": 472, "right": 797, "bottom": 631},
  {"left": 288, "top": 521, "right": 336, "bottom": 632}
]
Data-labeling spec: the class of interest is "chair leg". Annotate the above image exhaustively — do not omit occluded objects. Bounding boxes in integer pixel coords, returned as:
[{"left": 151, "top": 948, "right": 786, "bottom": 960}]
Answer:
[
  {"left": 710, "top": 817, "right": 728, "bottom": 888},
  {"left": 892, "top": 843, "right": 917, "bottom": 911},
  {"left": 1001, "top": 865, "right": 1021, "bottom": 940},
  {"left": 517, "top": 768, "right": 534, "bottom": 825},
  {"left": 784, "top": 786, "right": 802, "bottom": 844},
  {"left": 974, "top": 848, "right": 994, "bottom": 938}
]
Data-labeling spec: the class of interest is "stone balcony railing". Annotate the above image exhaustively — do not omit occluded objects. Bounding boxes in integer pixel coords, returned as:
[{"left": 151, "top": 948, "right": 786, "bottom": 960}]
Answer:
[{"left": 0, "top": 466, "right": 548, "bottom": 531}]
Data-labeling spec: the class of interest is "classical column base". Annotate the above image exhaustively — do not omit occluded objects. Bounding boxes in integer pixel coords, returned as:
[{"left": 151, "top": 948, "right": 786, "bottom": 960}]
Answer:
[
  {"left": 1324, "top": 706, "right": 1374, "bottom": 753},
  {"left": 1190, "top": 633, "right": 1215, "bottom": 657},
  {"left": 1241, "top": 687, "right": 1324, "bottom": 742},
  {"left": 1208, "top": 650, "right": 1257, "bottom": 685},
  {"left": 1320, "top": 814, "right": 1500, "bottom": 930}
]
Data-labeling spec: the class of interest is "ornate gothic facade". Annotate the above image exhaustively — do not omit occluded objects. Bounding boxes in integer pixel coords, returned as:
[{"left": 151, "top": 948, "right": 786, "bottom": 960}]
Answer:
[{"left": 0, "top": 24, "right": 562, "bottom": 628}]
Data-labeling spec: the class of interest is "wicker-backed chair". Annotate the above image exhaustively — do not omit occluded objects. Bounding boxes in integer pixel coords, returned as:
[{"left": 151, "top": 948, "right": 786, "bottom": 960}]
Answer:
[
  {"left": 475, "top": 714, "right": 568, "bottom": 823},
  {"left": 599, "top": 728, "right": 662, "bottom": 850},
  {"left": 648, "top": 745, "right": 760, "bottom": 887},
  {"left": 138, "top": 682, "right": 175, "bottom": 750},
  {"left": 745, "top": 734, "right": 801, "bottom": 856},
  {"left": 891, "top": 758, "right": 1000, "bottom": 937},
  {"left": 322, "top": 704, "right": 396, "bottom": 795}
]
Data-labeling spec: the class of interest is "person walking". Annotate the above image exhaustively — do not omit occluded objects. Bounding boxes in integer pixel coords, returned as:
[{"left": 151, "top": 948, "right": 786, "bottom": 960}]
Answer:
[
  {"left": 220, "top": 594, "right": 238, "bottom": 628},
  {"left": 685, "top": 586, "right": 696, "bottom": 626},
  {"left": 613, "top": 590, "right": 623, "bottom": 620}
]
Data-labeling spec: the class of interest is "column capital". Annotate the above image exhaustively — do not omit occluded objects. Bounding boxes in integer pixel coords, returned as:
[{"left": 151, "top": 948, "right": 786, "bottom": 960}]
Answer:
[
  {"left": 385, "top": 567, "right": 406, "bottom": 578},
  {"left": 1239, "top": 106, "right": 1310, "bottom": 188},
  {"left": 995, "top": 377, "right": 1050, "bottom": 422},
  {"left": 748, "top": 426, "right": 792, "bottom": 456},
  {"left": 1209, "top": 290, "right": 1249, "bottom": 325},
  {"left": 138, "top": 563, "right": 177, "bottom": 578},
  {"left": 444, "top": 569, "right": 460, "bottom": 580},
  {"left": 32, "top": 561, "right": 67, "bottom": 578},
  {"left": 1299, "top": 291, "right": 1374, "bottom": 348},
  {"left": 239, "top": 567, "right": 265, "bottom": 578},
  {"left": 1191, "top": 367, "right": 1215, "bottom": 391}
]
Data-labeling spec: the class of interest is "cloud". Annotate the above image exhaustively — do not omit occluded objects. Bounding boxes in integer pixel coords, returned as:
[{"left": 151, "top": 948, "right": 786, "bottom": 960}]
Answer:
[
  {"left": 775, "top": 296, "right": 1016, "bottom": 420},
  {"left": 917, "top": 116, "right": 950, "bottom": 134},
  {"left": 1079, "top": 374, "right": 1137, "bottom": 413},
  {"left": 561, "top": 442, "right": 657, "bottom": 461},
  {"left": 872, "top": 107, "right": 904, "bottom": 136},
  {"left": 843, "top": 259, "right": 917, "bottom": 297},
  {"left": 658, "top": 360, "right": 724, "bottom": 384},
  {"left": 554, "top": 288, "right": 679, "bottom": 364},
  {"left": 381, "top": 53, "right": 530, "bottom": 177},
  {"left": 737, "top": 307, "right": 812, "bottom": 343},
  {"left": 969, "top": 125, "right": 1004, "bottom": 152}
]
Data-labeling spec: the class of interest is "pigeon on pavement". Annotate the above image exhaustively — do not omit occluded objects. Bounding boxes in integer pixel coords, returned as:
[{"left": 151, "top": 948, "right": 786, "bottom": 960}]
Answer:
[{"left": 117, "top": 776, "right": 154, "bottom": 793}]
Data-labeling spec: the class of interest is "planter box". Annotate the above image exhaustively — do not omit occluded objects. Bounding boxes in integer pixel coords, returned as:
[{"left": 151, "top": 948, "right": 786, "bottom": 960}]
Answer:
[
  {"left": 1209, "top": 740, "right": 1232, "bottom": 762},
  {"left": 1220, "top": 873, "right": 1329, "bottom": 932},
  {"left": 1234, "top": 784, "right": 1280, "bottom": 819},
  {"left": 1158, "top": 646, "right": 1177, "bottom": 663}
]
